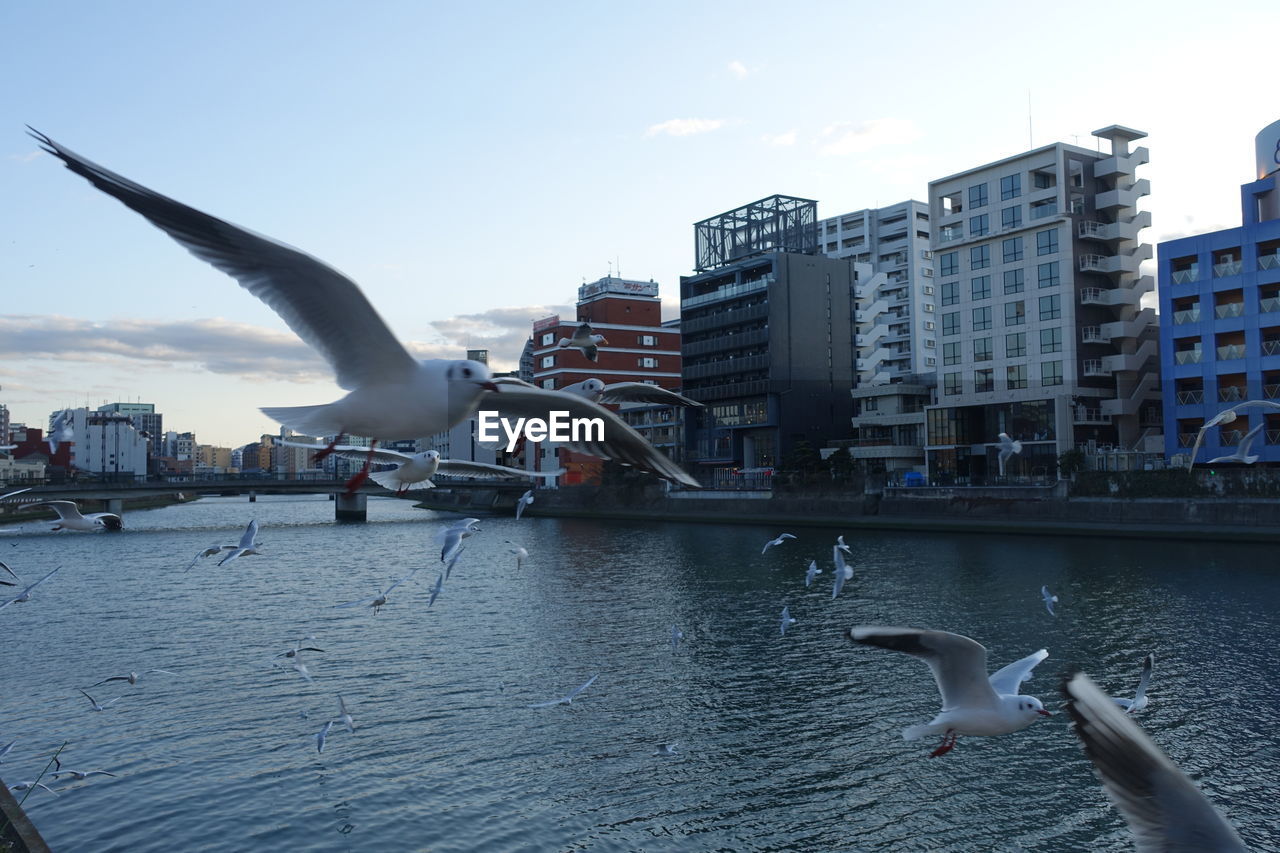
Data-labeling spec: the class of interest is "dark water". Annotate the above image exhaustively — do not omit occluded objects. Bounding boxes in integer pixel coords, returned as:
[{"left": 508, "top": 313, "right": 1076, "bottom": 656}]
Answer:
[{"left": 1, "top": 494, "right": 1278, "bottom": 851}]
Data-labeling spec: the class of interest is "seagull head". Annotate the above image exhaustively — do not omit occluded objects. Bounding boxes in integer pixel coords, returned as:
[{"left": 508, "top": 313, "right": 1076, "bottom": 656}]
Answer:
[
  {"left": 591, "top": 334, "right": 609, "bottom": 345},
  {"left": 582, "top": 378, "right": 606, "bottom": 396},
  {"left": 447, "top": 359, "right": 499, "bottom": 392},
  {"left": 416, "top": 450, "right": 441, "bottom": 463},
  {"left": 1010, "top": 695, "right": 1053, "bottom": 722}
]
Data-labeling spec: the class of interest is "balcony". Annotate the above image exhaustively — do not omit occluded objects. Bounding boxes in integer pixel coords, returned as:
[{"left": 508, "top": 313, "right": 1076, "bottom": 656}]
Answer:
[
  {"left": 1095, "top": 179, "right": 1151, "bottom": 210},
  {"left": 1175, "top": 390, "right": 1204, "bottom": 405},
  {"left": 1174, "top": 350, "right": 1203, "bottom": 365},
  {"left": 1214, "top": 302, "right": 1245, "bottom": 319},
  {"left": 1213, "top": 260, "right": 1243, "bottom": 278},
  {"left": 1171, "top": 266, "right": 1200, "bottom": 284},
  {"left": 1173, "top": 307, "right": 1201, "bottom": 325},
  {"left": 1263, "top": 340, "right": 1280, "bottom": 357},
  {"left": 1074, "top": 407, "right": 1111, "bottom": 424},
  {"left": 1081, "top": 359, "right": 1107, "bottom": 377},
  {"left": 1079, "top": 287, "right": 1106, "bottom": 305},
  {"left": 1075, "top": 211, "right": 1151, "bottom": 243},
  {"left": 1081, "top": 326, "right": 1109, "bottom": 344},
  {"left": 1261, "top": 296, "right": 1280, "bottom": 314},
  {"left": 1178, "top": 433, "right": 1199, "bottom": 448},
  {"left": 1266, "top": 384, "right": 1280, "bottom": 399},
  {"left": 1260, "top": 253, "right": 1280, "bottom": 271},
  {"left": 1217, "top": 344, "right": 1245, "bottom": 361},
  {"left": 1218, "top": 386, "right": 1246, "bottom": 403},
  {"left": 681, "top": 276, "right": 770, "bottom": 309}
]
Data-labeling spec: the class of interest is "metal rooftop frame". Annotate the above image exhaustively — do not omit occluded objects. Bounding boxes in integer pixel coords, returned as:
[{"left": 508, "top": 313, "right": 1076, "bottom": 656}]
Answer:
[{"left": 693, "top": 194, "right": 818, "bottom": 272}]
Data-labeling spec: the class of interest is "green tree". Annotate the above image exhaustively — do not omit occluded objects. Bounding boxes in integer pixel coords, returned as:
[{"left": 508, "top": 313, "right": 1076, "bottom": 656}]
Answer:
[
  {"left": 1057, "top": 447, "right": 1087, "bottom": 478},
  {"left": 828, "top": 447, "right": 855, "bottom": 482}
]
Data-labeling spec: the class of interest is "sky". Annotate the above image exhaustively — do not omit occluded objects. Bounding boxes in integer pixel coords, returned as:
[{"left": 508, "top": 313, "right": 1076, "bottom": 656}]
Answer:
[{"left": 2, "top": 0, "right": 1276, "bottom": 447}]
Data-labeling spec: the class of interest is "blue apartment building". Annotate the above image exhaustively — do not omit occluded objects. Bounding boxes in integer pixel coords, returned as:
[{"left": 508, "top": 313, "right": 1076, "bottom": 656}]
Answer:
[{"left": 1160, "top": 120, "right": 1280, "bottom": 464}]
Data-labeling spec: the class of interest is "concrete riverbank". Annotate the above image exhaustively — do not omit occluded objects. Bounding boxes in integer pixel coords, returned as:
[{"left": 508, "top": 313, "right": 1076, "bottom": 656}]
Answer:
[
  {"left": 0, "top": 781, "right": 52, "bottom": 853},
  {"left": 0, "top": 493, "right": 195, "bottom": 527}
]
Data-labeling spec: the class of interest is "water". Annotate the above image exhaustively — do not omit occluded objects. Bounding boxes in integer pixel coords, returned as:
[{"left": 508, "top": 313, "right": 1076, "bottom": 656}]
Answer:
[{"left": 2, "top": 495, "right": 1279, "bottom": 851}]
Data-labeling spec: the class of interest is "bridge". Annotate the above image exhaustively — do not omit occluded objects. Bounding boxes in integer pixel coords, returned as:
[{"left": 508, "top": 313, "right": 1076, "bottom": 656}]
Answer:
[{"left": 0, "top": 473, "right": 533, "bottom": 522}]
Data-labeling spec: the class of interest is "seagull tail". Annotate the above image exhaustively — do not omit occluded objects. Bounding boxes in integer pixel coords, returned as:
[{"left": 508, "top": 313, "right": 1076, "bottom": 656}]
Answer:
[
  {"left": 369, "top": 469, "right": 433, "bottom": 491},
  {"left": 902, "top": 723, "right": 942, "bottom": 741},
  {"left": 260, "top": 404, "right": 342, "bottom": 436}
]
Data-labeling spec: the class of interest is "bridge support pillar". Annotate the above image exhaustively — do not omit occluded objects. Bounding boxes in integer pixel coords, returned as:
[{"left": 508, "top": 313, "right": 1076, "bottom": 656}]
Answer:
[
  {"left": 105, "top": 498, "right": 124, "bottom": 516},
  {"left": 249, "top": 491, "right": 257, "bottom": 503},
  {"left": 335, "top": 492, "right": 366, "bottom": 522}
]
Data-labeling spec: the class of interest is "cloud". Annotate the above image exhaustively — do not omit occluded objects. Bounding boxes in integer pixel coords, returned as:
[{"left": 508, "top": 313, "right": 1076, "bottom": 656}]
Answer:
[
  {"left": 427, "top": 304, "right": 572, "bottom": 365},
  {"left": 727, "top": 60, "right": 749, "bottom": 79},
  {"left": 645, "top": 118, "right": 726, "bottom": 138},
  {"left": 819, "top": 118, "right": 922, "bottom": 156},
  {"left": 761, "top": 130, "right": 798, "bottom": 147}
]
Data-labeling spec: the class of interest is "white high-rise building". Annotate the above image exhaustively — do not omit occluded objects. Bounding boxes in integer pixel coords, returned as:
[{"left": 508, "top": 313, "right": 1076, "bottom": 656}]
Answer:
[{"left": 67, "top": 408, "right": 148, "bottom": 477}]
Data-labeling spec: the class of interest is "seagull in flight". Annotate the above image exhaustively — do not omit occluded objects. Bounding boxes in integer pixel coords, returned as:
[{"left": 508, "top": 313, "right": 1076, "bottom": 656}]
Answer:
[
  {"left": 670, "top": 624, "right": 684, "bottom": 653},
  {"left": 996, "top": 432, "right": 1023, "bottom": 476},
  {"left": 1207, "top": 422, "right": 1265, "bottom": 465},
  {"left": 438, "top": 518, "right": 480, "bottom": 563},
  {"left": 779, "top": 606, "right": 797, "bottom": 636},
  {"left": 47, "top": 409, "right": 74, "bottom": 453},
  {"left": 515, "top": 490, "right": 534, "bottom": 520},
  {"left": 528, "top": 674, "right": 600, "bottom": 708},
  {"left": 315, "top": 720, "right": 334, "bottom": 754},
  {"left": 1041, "top": 585, "right": 1058, "bottom": 616},
  {"left": 652, "top": 743, "right": 679, "bottom": 757},
  {"left": 217, "top": 520, "right": 264, "bottom": 567},
  {"left": 1062, "top": 671, "right": 1245, "bottom": 851},
  {"left": 836, "top": 535, "right": 851, "bottom": 555},
  {"left": 847, "top": 626, "right": 1051, "bottom": 757},
  {"left": 333, "top": 571, "right": 417, "bottom": 614},
  {"left": 32, "top": 129, "right": 699, "bottom": 489},
  {"left": 560, "top": 378, "right": 703, "bottom": 408},
  {"left": 805, "top": 560, "right": 822, "bottom": 587},
  {"left": 39, "top": 501, "right": 122, "bottom": 532},
  {"left": 508, "top": 544, "right": 529, "bottom": 570},
  {"left": 78, "top": 689, "right": 123, "bottom": 712},
  {"left": 336, "top": 696, "right": 355, "bottom": 733},
  {"left": 761, "top": 533, "right": 797, "bottom": 555},
  {"left": 279, "top": 441, "right": 561, "bottom": 494},
  {"left": 89, "top": 669, "right": 175, "bottom": 687},
  {"left": 0, "top": 567, "right": 61, "bottom": 612},
  {"left": 1186, "top": 399, "right": 1280, "bottom": 468},
  {"left": 832, "top": 547, "right": 853, "bottom": 600},
  {"left": 1112, "top": 653, "right": 1154, "bottom": 714},
  {"left": 8, "top": 780, "right": 58, "bottom": 797},
  {"left": 558, "top": 322, "right": 608, "bottom": 362},
  {"left": 275, "top": 638, "right": 325, "bottom": 659},
  {"left": 51, "top": 768, "right": 117, "bottom": 781}
]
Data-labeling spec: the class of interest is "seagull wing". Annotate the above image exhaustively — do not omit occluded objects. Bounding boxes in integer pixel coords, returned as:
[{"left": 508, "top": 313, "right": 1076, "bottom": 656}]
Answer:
[
  {"left": 987, "top": 649, "right": 1049, "bottom": 696},
  {"left": 565, "top": 674, "right": 600, "bottom": 702},
  {"left": 848, "top": 626, "right": 1001, "bottom": 712},
  {"left": 278, "top": 440, "right": 412, "bottom": 465},
  {"left": 238, "top": 520, "right": 259, "bottom": 550},
  {"left": 1132, "top": 653, "right": 1154, "bottom": 708},
  {"left": 492, "top": 376, "right": 540, "bottom": 391},
  {"left": 39, "top": 501, "right": 83, "bottom": 521},
  {"left": 1062, "top": 672, "right": 1246, "bottom": 852},
  {"left": 0, "top": 487, "right": 33, "bottom": 502},
  {"left": 384, "top": 570, "right": 418, "bottom": 595},
  {"left": 1238, "top": 422, "right": 1265, "bottom": 456},
  {"left": 436, "top": 459, "right": 557, "bottom": 480},
  {"left": 333, "top": 594, "right": 379, "bottom": 609},
  {"left": 21, "top": 567, "right": 60, "bottom": 596},
  {"left": 597, "top": 382, "right": 704, "bottom": 407},
  {"left": 574, "top": 322, "right": 594, "bottom": 341},
  {"left": 0, "top": 560, "right": 18, "bottom": 581},
  {"left": 31, "top": 129, "right": 419, "bottom": 390}
]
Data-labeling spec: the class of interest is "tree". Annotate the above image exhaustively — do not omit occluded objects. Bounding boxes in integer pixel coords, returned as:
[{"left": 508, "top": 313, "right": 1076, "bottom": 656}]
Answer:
[
  {"left": 828, "top": 447, "right": 855, "bottom": 482},
  {"left": 1057, "top": 447, "right": 1087, "bottom": 478}
]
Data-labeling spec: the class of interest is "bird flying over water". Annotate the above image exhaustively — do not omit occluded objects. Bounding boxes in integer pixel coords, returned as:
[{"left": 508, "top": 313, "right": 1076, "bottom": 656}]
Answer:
[
  {"left": 52, "top": 768, "right": 117, "bottom": 781},
  {"left": 832, "top": 547, "right": 853, "bottom": 600},
  {"left": 334, "top": 571, "right": 417, "bottom": 614},
  {"left": 761, "top": 533, "right": 796, "bottom": 555},
  {"left": 438, "top": 519, "right": 480, "bottom": 563},
  {"left": 316, "top": 720, "right": 334, "bottom": 754},
  {"left": 528, "top": 674, "right": 600, "bottom": 708},
  {"left": 279, "top": 442, "right": 561, "bottom": 494},
  {"left": 89, "top": 669, "right": 175, "bottom": 688},
  {"left": 508, "top": 544, "right": 529, "bottom": 570},
  {"left": 39, "top": 500, "right": 121, "bottom": 532},
  {"left": 8, "top": 780, "right": 57, "bottom": 797},
  {"left": 78, "top": 689, "right": 122, "bottom": 713},
  {"left": 1041, "top": 585, "right": 1058, "bottom": 616},
  {"left": 0, "top": 567, "right": 61, "bottom": 612},
  {"left": 217, "top": 520, "right": 264, "bottom": 567},
  {"left": 515, "top": 490, "right": 534, "bottom": 520},
  {"left": 805, "top": 560, "right": 821, "bottom": 587},
  {"left": 558, "top": 322, "right": 608, "bottom": 361},
  {"left": 336, "top": 696, "right": 355, "bottom": 733},
  {"left": 1111, "top": 653, "right": 1154, "bottom": 714},
  {"left": 652, "top": 743, "right": 679, "bottom": 757},
  {"left": 779, "top": 607, "right": 796, "bottom": 636}
]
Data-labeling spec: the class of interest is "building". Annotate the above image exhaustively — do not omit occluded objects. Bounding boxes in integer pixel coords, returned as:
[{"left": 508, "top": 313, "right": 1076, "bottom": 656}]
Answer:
[
  {"left": 680, "top": 195, "right": 855, "bottom": 476},
  {"left": 1160, "top": 120, "right": 1280, "bottom": 465},
  {"left": 97, "top": 402, "right": 162, "bottom": 455},
  {"left": 67, "top": 408, "right": 149, "bottom": 478},
  {"left": 923, "top": 126, "right": 1159, "bottom": 482},
  {"left": 195, "top": 444, "right": 235, "bottom": 473},
  {"left": 0, "top": 400, "right": 10, "bottom": 449}
]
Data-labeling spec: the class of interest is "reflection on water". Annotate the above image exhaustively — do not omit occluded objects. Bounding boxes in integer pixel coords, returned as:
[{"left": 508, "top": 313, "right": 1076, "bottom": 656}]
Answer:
[{"left": 2, "top": 494, "right": 1278, "bottom": 851}]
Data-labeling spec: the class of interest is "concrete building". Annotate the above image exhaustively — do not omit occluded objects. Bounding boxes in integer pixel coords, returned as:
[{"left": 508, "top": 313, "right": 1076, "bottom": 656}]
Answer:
[
  {"left": 923, "top": 126, "right": 1159, "bottom": 482},
  {"left": 1160, "top": 120, "right": 1280, "bottom": 465},
  {"left": 680, "top": 195, "right": 855, "bottom": 477},
  {"left": 97, "top": 402, "right": 162, "bottom": 456},
  {"left": 67, "top": 408, "right": 149, "bottom": 478}
]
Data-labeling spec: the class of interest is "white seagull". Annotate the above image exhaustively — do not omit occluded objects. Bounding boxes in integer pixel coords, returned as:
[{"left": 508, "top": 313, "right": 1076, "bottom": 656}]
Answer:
[
  {"left": 1063, "top": 671, "right": 1245, "bottom": 851},
  {"left": 8, "top": 780, "right": 58, "bottom": 797},
  {"left": 333, "top": 571, "right": 417, "bottom": 614},
  {"left": 33, "top": 130, "right": 699, "bottom": 489},
  {"left": 558, "top": 322, "right": 608, "bottom": 361},
  {"left": 427, "top": 573, "right": 444, "bottom": 608},
  {"left": 847, "top": 626, "right": 1052, "bottom": 757},
  {"left": 51, "top": 768, "right": 117, "bottom": 781},
  {"left": 217, "top": 520, "right": 264, "bottom": 567},
  {"left": 1185, "top": 399, "right": 1280, "bottom": 468},
  {"left": 48, "top": 409, "right": 74, "bottom": 453},
  {"left": 508, "top": 544, "right": 529, "bottom": 570},
  {"left": 1041, "top": 585, "right": 1058, "bottom": 616},
  {"left": 78, "top": 689, "right": 122, "bottom": 713},
  {"left": 670, "top": 624, "right": 684, "bottom": 653},
  {"left": 832, "top": 547, "right": 853, "bottom": 600},
  {"left": 315, "top": 720, "right": 334, "bottom": 754},
  {"left": 652, "top": 743, "right": 679, "bottom": 757},
  {"left": 336, "top": 696, "right": 355, "bottom": 733},
  {"left": 761, "top": 533, "right": 797, "bottom": 555},
  {"left": 39, "top": 500, "right": 122, "bottom": 532},
  {"left": 0, "top": 567, "right": 61, "bottom": 612},
  {"left": 515, "top": 490, "right": 534, "bottom": 520},
  {"left": 779, "top": 606, "right": 797, "bottom": 636},
  {"left": 528, "top": 674, "right": 600, "bottom": 708},
  {"left": 561, "top": 378, "right": 703, "bottom": 408},
  {"left": 1207, "top": 422, "right": 1265, "bottom": 465},
  {"left": 438, "top": 519, "right": 480, "bottom": 563},
  {"left": 279, "top": 441, "right": 561, "bottom": 494},
  {"left": 996, "top": 432, "right": 1023, "bottom": 476},
  {"left": 1112, "top": 653, "right": 1155, "bottom": 714},
  {"left": 89, "top": 669, "right": 175, "bottom": 687},
  {"left": 805, "top": 560, "right": 822, "bottom": 588},
  {"left": 836, "top": 535, "right": 851, "bottom": 555}
]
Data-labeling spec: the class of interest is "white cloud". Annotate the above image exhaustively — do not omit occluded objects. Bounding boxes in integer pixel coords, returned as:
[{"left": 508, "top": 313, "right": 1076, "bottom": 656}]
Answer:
[
  {"left": 761, "top": 130, "right": 798, "bottom": 147},
  {"left": 819, "top": 118, "right": 923, "bottom": 156},
  {"left": 727, "top": 60, "right": 749, "bottom": 79},
  {"left": 645, "top": 118, "right": 727, "bottom": 138}
]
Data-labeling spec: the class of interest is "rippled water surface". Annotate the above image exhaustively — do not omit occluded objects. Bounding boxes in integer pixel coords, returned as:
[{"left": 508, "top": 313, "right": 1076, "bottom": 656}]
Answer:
[{"left": 2, "top": 494, "right": 1279, "bottom": 851}]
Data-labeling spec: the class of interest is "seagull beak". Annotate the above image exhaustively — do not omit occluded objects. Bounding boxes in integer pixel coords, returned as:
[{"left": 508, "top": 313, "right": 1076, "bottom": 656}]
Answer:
[
  {"left": 477, "top": 381, "right": 500, "bottom": 391},
  {"left": 600, "top": 337, "right": 610, "bottom": 345},
  {"left": 1036, "top": 709, "right": 1053, "bottom": 717}
]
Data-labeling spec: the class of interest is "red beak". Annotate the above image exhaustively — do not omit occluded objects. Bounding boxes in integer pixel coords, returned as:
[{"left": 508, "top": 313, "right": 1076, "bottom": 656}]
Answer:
[
  {"left": 600, "top": 338, "right": 609, "bottom": 345},
  {"left": 1037, "top": 709, "right": 1053, "bottom": 717},
  {"left": 478, "top": 381, "right": 500, "bottom": 392}
]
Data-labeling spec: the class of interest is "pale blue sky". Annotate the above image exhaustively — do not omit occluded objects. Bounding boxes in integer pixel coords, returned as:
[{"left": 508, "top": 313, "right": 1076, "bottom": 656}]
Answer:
[{"left": 2, "top": 1, "right": 1275, "bottom": 445}]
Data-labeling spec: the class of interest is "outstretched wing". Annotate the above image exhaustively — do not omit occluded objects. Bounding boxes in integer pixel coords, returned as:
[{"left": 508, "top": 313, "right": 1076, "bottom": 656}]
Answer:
[
  {"left": 436, "top": 460, "right": 562, "bottom": 481},
  {"left": 278, "top": 440, "right": 412, "bottom": 466},
  {"left": 847, "top": 626, "right": 1000, "bottom": 713},
  {"left": 988, "top": 649, "right": 1049, "bottom": 696},
  {"left": 597, "top": 382, "right": 704, "bottom": 407}
]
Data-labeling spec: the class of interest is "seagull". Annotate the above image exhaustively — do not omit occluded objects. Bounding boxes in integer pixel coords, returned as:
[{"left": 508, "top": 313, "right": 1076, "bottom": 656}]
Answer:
[
  {"left": 0, "top": 739, "right": 16, "bottom": 763},
  {"left": 558, "top": 322, "right": 608, "bottom": 362},
  {"left": 33, "top": 130, "right": 699, "bottom": 489},
  {"left": 275, "top": 638, "right": 325, "bottom": 659},
  {"left": 0, "top": 487, "right": 33, "bottom": 502},
  {"left": 444, "top": 545, "right": 465, "bottom": 581},
  {"left": 652, "top": 743, "right": 679, "bottom": 757},
  {"left": 846, "top": 626, "right": 1051, "bottom": 757},
  {"left": 761, "top": 533, "right": 797, "bottom": 555},
  {"left": 1041, "top": 585, "right": 1058, "bottom": 616},
  {"left": 779, "top": 606, "right": 797, "bottom": 636},
  {"left": 78, "top": 689, "right": 123, "bottom": 713},
  {"left": 336, "top": 696, "right": 355, "bottom": 733},
  {"left": 528, "top": 674, "right": 600, "bottom": 708},
  {"left": 51, "top": 768, "right": 117, "bottom": 781},
  {"left": 427, "top": 573, "right": 444, "bottom": 608},
  {"left": 438, "top": 518, "right": 480, "bottom": 563},
  {"left": 836, "top": 535, "right": 851, "bottom": 555},
  {"left": 0, "top": 567, "right": 61, "bottom": 612},
  {"left": 1062, "top": 671, "right": 1245, "bottom": 851},
  {"left": 0, "top": 559, "right": 19, "bottom": 586},
  {"left": 515, "top": 490, "right": 534, "bottom": 520},
  {"left": 561, "top": 378, "right": 703, "bottom": 408},
  {"left": 670, "top": 624, "right": 684, "bottom": 653},
  {"left": 1185, "top": 399, "right": 1280, "bottom": 468},
  {"left": 996, "top": 432, "right": 1023, "bottom": 476},
  {"left": 217, "top": 520, "right": 264, "bottom": 566},
  {"left": 805, "top": 560, "right": 822, "bottom": 587},
  {"left": 8, "top": 780, "right": 58, "bottom": 797},
  {"left": 47, "top": 409, "right": 74, "bottom": 453},
  {"left": 333, "top": 571, "right": 417, "bottom": 614},
  {"left": 38, "top": 500, "right": 122, "bottom": 532},
  {"left": 185, "top": 545, "right": 229, "bottom": 571},
  {"left": 89, "top": 669, "right": 175, "bottom": 687},
  {"left": 1207, "top": 422, "right": 1265, "bottom": 465},
  {"left": 832, "top": 547, "right": 853, "bottom": 600},
  {"left": 278, "top": 442, "right": 562, "bottom": 494},
  {"left": 508, "top": 544, "right": 529, "bottom": 570},
  {"left": 1112, "top": 653, "right": 1155, "bottom": 714},
  {"left": 316, "top": 720, "right": 334, "bottom": 754}
]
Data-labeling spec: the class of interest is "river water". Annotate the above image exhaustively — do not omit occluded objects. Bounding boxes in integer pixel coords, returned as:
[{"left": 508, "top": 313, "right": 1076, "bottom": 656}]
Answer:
[{"left": 1, "top": 494, "right": 1277, "bottom": 851}]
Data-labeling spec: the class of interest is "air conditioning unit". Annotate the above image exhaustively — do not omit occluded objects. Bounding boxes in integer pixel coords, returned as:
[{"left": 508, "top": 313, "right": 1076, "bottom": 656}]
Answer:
[
  {"left": 921, "top": 249, "right": 933, "bottom": 259},
  {"left": 923, "top": 268, "right": 934, "bottom": 277}
]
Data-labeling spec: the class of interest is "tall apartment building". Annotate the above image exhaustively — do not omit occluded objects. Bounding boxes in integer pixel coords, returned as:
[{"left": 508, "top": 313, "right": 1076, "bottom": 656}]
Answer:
[
  {"left": 67, "top": 408, "right": 149, "bottom": 477},
  {"left": 97, "top": 402, "right": 162, "bottom": 454},
  {"left": 1161, "top": 120, "right": 1280, "bottom": 464},
  {"left": 680, "top": 195, "right": 855, "bottom": 473},
  {"left": 924, "top": 126, "right": 1158, "bottom": 481}
]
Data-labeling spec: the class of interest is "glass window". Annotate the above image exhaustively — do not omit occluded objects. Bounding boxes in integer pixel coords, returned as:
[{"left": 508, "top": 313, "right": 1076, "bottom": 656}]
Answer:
[
  {"left": 1000, "top": 174, "right": 1021, "bottom": 200},
  {"left": 1003, "top": 268, "right": 1024, "bottom": 294},
  {"left": 972, "top": 306, "right": 991, "bottom": 331},
  {"left": 540, "top": 355, "right": 556, "bottom": 368},
  {"left": 541, "top": 332, "right": 556, "bottom": 346},
  {"left": 943, "top": 341, "right": 961, "bottom": 365},
  {"left": 541, "top": 378, "right": 556, "bottom": 389},
  {"left": 638, "top": 357, "right": 658, "bottom": 368},
  {"left": 1037, "top": 261, "right": 1060, "bottom": 288},
  {"left": 1005, "top": 332, "right": 1026, "bottom": 358},
  {"left": 939, "top": 251, "right": 958, "bottom": 277},
  {"left": 1004, "top": 300, "right": 1025, "bottom": 326},
  {"left": 973, "top": 337, "right": 993, "bottom": 362},
  {"left": 941, "top": 281, "right": 959, "bottom": 306},
  {"left": 1040, "top": 326, "right": 1063, "bottom": 353},
  {"left": 974, "top": 368, "right": 994, "bottom": 393},
  {"left": 944, "top": 372, "right": 963, "bottom": 395},
  {"left": 1041, "top": 360, "right": 1063, "bottom": 386},
  {"left": 1006, "top": 364, "right": 1028, "bottom": 389},
  {"left": 1036, "top": 228, "right": 1059, "bottom": 256},
  {"left": 1001, "top": 206, "right": 1021, "bottom": 230},
  {"left": 640, "top": 335, "right": 657, "bottom": 346},
  {"left": 1002, "top": 237, "right": 1023, "bottom": 263},
  {"left": 942, "top": 312, "right": 959, "bottom": 336},
  {"left": 970, "top": 275, "right": 991, "bottom": 300},
  {"left": 1039, "top": 294, "right": 1061, "bottom": 321},
  {"left": 970, "top": 244, "right": 990, "bottom": 270},
  {"left": 1033, "top": 171, "right": 1054, "bottom": 189},
  {"left": 969, "top": 183, "right": 988, "bottom": 209},
  {"left": 970, "top": 214, "right": 989, "bottom": 237}
]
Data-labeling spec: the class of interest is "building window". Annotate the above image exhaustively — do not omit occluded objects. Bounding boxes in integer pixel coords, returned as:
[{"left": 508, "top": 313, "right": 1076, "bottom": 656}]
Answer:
[
  {"left": 941, "top": 281, "right": 959, "bottom": 306},
  {"left": 1036, "top": 228, "right": 1058, "bottom": 256},
  {"left": 1040, "top": 326, "right": 1063, "bottom": 354},
  {"left": 863, "top": 397, "right": 879, "bottom": 412},
  {"left": 970, "top": 214, "right": 989, "bottom": 237},
  {"left": 1007, "top": 364, "right": 1028, "bottom": 389},
  {"left": 1031, "top": 198, "right": 1058, "bottom": 219},
  {"left": 1002, "top": 237, "right": 1023, "bottom": 263},
  {"left": 924, "top": 303, "right": 935, "bottom": 312},
  {"left": 1003, "top": 268, "right": 1024, "bottom": 294},
  {"left": 1037, "top": 261, "right": 1060, "bottom": 288},
  {"left": 540, "top": 355, "right": 556, "bottom": 368},
  {"left": 972, "top": 306, "right": 991, "bottom": 331},
  {"left": 942, "top": 312, "right": 960, "bottom": 336},
  {"left": 1039, "top": 294, "right": 1061, "bottom": 321},
  {"left": 973, "top": 337, "right": 993, "bottom": 362},
  {"left": 974, "top": 368, "right": 994, "bottom": 393},
  {"left": 541, "top": 378, "right": 556, "bottom": 389},
  {"left": 1041, "top": 360, "right": 1063, "bottom": 386},
  {"left": 970, "top": 244, "right": 991, "bottom": 270},
  {"left": 639, "top": 335, "right": 657, "bottom": 346},
  {"left": 969, "top": 183, "right": 988, "bottom": 209},
  {"left": 1033, "top": 170, "right": 1055, "bottom": 190},
  {"left": 1000, "top": 174, "right": 1021, "bottom": 200},
  {"left": 925, "top": 338, "right": 936, "bottom": 347},
  {"left": 926, "top": 357, "right": 936, "bottom": 366},
  {"left": 541, "top": 332, "right": 555, "bottom": 346},
  {"left": 970, "top": 275, "right": 991, "bottom": 300},
  {"left": 1004, "top": 300, "right": 1025, "bottom": 326},
  {"left": 1005, "top": 332, "right": 1027, "bottom": 358},
  {"left": 638, "top": 357, "right": 658, "bottom": 368},
  {"left": 939, "top": 251, "right": 959, "bottom": 277},
  {"left": 944, "top": 372, "right": 963, "bottom": 395},
  {"left": 943, "top": 341, "right": 961, "bottom": 365},
  {"left": 1001, "top": 206, "right": 1022, "bottom": 230},
  {"left": 924, "top": 321, "right": 936, "bottom": 331}
]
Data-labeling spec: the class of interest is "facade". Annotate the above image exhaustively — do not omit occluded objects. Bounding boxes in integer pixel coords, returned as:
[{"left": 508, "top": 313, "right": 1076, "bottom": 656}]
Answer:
[
  {"left": 681, "top": 196, "right": 855, "bottom": 474},
  {"left": 845, "top": 381, "right": 934, "bottom": 473},
  {"left": 97, "top": 402, "right": 162, "bottom": 455},
  {"left": 68, "top": 408, "right": 149, "bottom": 477},
  {"left": 1160, "top": 120, "right": 1280, "bottom": 464},
  {"left": 923, "top": 126, "right": 1159, "bottom": 482}
]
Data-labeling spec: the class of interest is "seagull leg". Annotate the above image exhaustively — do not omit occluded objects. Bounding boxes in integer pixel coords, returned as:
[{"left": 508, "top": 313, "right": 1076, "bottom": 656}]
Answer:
[
  {"left": 312, "top": 433, "right": 347, "bottom": 463},
  {"left": 342, "top": 440, "right": 378, "bottom": 495},
  {"left": 929, "top": 730, "right": 957, "bottom": 758}
]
